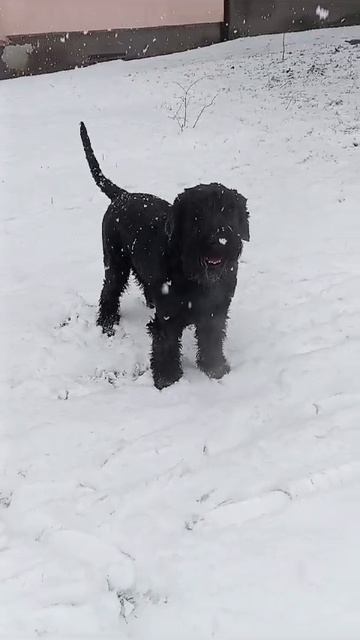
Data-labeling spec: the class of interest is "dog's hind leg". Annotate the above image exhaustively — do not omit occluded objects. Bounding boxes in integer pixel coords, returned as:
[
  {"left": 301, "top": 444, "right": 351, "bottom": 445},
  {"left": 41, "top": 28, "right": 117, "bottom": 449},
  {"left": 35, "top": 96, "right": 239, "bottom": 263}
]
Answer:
[
  {"left": 148, "top": 315, "right": 183, "bottom": 389},
  {"left": 97, "top": 250, "right": 130, "bottom": 336},
  {"left": 195, "top": 311, "right": 230, "bottom": 380},
  {"left": 132, "top": 272, "right": 154, "bottom": 309}
]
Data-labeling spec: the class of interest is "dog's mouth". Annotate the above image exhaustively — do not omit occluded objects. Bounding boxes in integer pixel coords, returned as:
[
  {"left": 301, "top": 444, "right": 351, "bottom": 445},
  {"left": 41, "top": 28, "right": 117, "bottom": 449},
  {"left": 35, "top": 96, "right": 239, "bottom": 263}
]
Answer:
[{"left": 204, "top": 256, "right": 223, "bottom": 267}]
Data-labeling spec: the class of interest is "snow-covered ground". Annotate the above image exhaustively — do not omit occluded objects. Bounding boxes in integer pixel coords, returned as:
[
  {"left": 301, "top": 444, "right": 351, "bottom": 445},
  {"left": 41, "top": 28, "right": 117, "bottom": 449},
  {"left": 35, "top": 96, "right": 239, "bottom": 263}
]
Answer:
[{"left": 1, "top": 25, "right": 360, "bottom": 638}]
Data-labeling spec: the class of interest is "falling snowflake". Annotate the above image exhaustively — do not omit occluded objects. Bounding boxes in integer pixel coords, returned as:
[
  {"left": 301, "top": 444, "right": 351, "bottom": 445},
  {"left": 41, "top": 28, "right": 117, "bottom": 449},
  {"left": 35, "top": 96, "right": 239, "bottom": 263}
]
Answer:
[{"left": 316, "top": 5, "right": 329, "bottom": 20}]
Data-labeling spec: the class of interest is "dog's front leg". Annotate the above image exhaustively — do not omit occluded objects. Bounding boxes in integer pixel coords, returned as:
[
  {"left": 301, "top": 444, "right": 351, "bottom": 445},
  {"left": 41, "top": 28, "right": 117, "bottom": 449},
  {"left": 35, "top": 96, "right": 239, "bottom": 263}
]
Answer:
[
  {"left": 196, "top": 312, "right": 230, "bottom": 380},
  {"left": 148, "top": 315, "right": 183, "bottom": 390}
]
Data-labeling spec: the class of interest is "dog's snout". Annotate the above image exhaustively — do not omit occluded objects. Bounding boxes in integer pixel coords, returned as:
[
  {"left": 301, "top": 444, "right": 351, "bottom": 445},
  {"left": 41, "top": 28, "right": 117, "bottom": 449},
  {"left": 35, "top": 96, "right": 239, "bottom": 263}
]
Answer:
[
  {"left": 209, "top": 229, "right": 228, "bottom": 249},
  {"left": 209, "top": 227, "right": 222, "bottom": 243}
]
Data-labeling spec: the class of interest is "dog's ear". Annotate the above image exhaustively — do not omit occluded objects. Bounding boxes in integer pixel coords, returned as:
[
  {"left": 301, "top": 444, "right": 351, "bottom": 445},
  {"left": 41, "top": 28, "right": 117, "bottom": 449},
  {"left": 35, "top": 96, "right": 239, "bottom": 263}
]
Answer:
[
  {"left": 232, "top": 190, "right": 250, "bottom": 241},
  {"left": 165, "top": 207, "right": 176, "bottom": 240},
  {"left": 166, "top": 193, "right": 184, "bottom": 241}
]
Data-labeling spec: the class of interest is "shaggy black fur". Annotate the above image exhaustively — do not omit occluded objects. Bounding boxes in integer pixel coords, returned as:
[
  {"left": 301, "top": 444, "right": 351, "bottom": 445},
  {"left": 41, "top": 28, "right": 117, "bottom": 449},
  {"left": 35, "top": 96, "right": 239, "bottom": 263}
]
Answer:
[{"left": 80, "top": 122, "right": 250, "bottom": 389}]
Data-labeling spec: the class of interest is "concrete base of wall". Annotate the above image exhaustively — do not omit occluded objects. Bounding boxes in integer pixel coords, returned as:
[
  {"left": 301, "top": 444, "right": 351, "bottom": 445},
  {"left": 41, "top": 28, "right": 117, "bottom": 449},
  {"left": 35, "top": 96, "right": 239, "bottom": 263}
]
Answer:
[
  {"left": 0, "top": 22, "right": 221, "bottom": 79},
  {"left": 225, "top": 0, "right": 360, "bottom": 39}
]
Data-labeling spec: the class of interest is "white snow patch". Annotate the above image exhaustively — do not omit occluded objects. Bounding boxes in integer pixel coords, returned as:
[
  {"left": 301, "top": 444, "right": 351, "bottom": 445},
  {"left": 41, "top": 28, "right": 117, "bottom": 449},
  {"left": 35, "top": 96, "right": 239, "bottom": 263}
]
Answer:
[{"left": 2, "top": 43, "right": 33, "bottom": 71}]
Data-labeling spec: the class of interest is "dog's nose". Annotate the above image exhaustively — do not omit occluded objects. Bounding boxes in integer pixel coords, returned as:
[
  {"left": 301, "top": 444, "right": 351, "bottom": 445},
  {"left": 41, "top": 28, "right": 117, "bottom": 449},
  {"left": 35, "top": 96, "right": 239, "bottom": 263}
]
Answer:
[
  {"left": 210, "top": 233, "right": 227, "bottom": 248},
  {"left": 210, "top": 227, "right": 227, "bottom": 244}
]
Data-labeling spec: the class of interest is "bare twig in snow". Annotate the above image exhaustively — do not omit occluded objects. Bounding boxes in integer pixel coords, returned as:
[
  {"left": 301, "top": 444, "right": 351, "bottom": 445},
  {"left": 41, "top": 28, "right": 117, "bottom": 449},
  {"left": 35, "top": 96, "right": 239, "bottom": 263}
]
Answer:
[
  {"left": 169, "top": 77, "right": 218, "bottom": 131},
  {"left": 282, "top": 32, "right": 286, "bottom": 62},
  {"left": 192, "top": 92, "right": 219, "bottom": 129}
]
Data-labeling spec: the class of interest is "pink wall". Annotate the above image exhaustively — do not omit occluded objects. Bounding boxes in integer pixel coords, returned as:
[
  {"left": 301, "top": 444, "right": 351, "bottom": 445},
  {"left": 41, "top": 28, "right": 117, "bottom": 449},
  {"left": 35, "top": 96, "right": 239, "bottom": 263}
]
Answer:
[{"left": 0, "top": 0, "right": 223, "bottom": 36}]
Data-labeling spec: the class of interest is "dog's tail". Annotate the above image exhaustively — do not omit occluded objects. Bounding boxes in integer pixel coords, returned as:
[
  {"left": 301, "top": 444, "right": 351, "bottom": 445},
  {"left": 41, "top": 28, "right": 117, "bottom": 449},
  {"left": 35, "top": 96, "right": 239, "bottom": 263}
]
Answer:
[{"left": 80, "top": 121, "right": 124, "bottom": 200}]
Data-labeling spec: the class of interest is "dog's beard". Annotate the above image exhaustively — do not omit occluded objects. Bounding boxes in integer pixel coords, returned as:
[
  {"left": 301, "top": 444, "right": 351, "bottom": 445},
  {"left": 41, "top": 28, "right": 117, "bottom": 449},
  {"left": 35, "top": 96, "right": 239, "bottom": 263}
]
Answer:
[
  {"left": 182, "top": 254, "right": 227, "bottom": 284},
  {"left": 202, "top": 257, "right": 227, "bottom": 283},
  {"left": 181, "top": 238, "right": 242, "bottom": 284}
]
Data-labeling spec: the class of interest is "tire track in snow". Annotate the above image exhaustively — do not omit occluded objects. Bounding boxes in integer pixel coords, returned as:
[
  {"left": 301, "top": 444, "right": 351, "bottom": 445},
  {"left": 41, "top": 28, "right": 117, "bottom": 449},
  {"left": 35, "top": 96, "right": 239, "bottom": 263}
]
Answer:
[{"left": 201, "top": 460, "right": 360, "bottom": 529}]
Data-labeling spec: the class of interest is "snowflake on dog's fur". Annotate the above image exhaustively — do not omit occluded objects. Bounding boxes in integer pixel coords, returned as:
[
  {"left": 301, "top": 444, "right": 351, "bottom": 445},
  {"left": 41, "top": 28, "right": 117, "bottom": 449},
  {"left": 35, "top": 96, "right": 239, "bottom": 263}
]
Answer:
[{"left": 161, "top": 281, "right": 171, "bottom": 295}]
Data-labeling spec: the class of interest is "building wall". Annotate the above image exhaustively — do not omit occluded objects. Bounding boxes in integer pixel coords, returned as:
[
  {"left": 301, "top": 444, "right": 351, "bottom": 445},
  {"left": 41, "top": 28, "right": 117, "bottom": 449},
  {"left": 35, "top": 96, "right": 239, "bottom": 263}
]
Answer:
[
  {"left": 1, "top": 0, "right": 359, "bottom": 80},
  {"left": 0, "top": 0, "right": 223, "bottom": 35}
]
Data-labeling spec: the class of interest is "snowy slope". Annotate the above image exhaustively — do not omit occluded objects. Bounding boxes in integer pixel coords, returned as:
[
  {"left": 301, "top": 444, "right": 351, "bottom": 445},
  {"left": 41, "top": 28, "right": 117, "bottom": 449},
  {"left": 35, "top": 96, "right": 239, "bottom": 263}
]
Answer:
[{"left": 1, "top": 25, "right": 360, "bottom": 638}]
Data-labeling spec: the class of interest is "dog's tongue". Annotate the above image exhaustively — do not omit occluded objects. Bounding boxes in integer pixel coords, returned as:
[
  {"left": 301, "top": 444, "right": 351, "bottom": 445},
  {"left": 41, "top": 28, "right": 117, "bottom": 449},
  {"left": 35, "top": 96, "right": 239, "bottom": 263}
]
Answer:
[{"left": 206, "top": 257, "right": 222, "bottom": 265}]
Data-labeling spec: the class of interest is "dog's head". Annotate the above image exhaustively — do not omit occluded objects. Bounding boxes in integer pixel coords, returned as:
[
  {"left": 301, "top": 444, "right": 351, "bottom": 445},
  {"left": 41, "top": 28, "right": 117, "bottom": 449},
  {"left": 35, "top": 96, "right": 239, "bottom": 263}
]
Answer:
[{"left": 167, "top": 183, "right": 250, "bottom": 284}]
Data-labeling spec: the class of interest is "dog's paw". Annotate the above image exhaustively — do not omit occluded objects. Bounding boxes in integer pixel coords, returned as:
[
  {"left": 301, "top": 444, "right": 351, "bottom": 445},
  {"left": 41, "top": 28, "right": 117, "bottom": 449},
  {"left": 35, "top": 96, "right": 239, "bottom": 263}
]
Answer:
[
  {"left": 198, "top": 358, "right": 230, "bottom": 380},
  {"left": 103, "top": 326, "right": 116, "bottom": 337},
  {"left": 153, "top": 368, "right": 183, "bottom": 390},
  {"left": 96, "top": 314, "right": 119, "bottom": 337}
]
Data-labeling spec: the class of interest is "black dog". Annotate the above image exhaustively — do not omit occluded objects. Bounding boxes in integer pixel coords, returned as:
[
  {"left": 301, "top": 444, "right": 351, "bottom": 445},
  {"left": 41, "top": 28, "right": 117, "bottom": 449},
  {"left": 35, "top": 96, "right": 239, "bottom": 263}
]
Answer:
[{"left": 80, "top": 122, "right": 250, "bottom": 389}]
